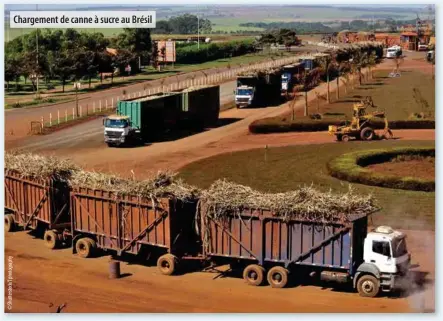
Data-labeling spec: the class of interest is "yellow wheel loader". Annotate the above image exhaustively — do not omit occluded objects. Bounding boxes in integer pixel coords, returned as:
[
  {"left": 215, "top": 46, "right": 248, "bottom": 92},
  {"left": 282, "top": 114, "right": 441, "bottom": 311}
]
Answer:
[{"left": 328, "top": 97, "right": 393, "bottom": 142}]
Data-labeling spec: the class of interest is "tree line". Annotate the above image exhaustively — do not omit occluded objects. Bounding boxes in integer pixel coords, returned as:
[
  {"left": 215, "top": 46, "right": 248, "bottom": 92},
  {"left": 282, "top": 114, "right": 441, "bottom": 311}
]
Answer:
[
  {"left": 153, "top": 14, "right": 212, "bottom": 34},
  {"left": 5, "top": 28, "right": 152, "bottom": 92}
]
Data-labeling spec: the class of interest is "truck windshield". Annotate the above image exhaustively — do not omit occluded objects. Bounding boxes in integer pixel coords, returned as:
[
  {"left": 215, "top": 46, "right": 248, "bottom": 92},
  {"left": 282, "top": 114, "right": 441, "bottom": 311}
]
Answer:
[
  {"left": 105, "top": 119, "right": 129, "bottom": 128},
  {"left": 237, "top": 89, "right": 253, "bottom": 96},
  {"left": 392, "top": 237, "right": 408, "bottom": 258}
]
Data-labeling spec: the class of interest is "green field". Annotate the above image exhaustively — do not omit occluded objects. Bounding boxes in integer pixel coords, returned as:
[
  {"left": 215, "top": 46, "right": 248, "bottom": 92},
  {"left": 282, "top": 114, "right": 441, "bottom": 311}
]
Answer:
[
  {"left": 179, "top": 140, "right": 435, "bottom": 231},
  {"left": 283, "top": 70, "right": 435, "bottom": 121}
]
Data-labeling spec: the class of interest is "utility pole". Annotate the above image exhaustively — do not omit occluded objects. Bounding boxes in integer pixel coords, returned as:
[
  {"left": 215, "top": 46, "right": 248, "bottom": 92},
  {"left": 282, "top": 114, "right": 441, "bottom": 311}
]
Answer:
[
  {"left": 197, "top": 14, "right": 200, "bottom": 49},
  {"left": 36, "top": 4, "right": 39, "bottom": 93}
]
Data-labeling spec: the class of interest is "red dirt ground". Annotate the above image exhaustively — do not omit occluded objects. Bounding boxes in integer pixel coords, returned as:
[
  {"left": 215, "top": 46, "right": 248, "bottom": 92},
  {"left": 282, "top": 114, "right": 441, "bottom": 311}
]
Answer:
[
  {"left": 3, "top": 50, "right": 435, "bottom": 313},
  {"left": 367, "top": 159, "right": 435, "bottom": 181},
  {"left": 3, "top": 228, "right": 435, "bottom": 313}
]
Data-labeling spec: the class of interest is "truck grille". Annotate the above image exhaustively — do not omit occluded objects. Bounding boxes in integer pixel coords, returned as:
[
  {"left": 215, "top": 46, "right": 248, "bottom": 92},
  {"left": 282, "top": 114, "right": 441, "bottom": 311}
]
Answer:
[
  {"left": 105, "top": 131, "right": 122, "bottom": 138},
  {"left": 237, "top": 98, "right": 249, "bottom": 102}
]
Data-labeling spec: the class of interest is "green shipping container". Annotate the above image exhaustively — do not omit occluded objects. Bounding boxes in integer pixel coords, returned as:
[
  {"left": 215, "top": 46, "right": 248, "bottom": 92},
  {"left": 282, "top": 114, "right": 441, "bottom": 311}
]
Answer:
[
  {"left": 174, "top": 85, "right": 220, "bottom": 128},
  {"left": 117, "top": 93, "right": 183, "bottom": 139}
]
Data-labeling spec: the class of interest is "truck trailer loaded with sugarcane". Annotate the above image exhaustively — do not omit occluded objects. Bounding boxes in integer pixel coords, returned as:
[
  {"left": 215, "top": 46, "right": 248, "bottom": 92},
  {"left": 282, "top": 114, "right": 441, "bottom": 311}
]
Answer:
[
  {"left": 235, "top": 69, "right": 282, "bottom": 108},
  {"left": 4, "top": 153, "right": 412, "bottom": 297}
]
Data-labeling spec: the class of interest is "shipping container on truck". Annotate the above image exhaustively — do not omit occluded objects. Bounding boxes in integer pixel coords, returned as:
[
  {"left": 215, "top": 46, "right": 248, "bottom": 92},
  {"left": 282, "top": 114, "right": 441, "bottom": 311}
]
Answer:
[
  {"left": 235, "top": 71, "right": 282, "bottom": 108},
  {"left": 104, "top": 92, "right": 183, "bottom": 146},
  {"left": 199, "top": 206, "right": 411, "bottom": 297},
  {"left": 104, "top": 86, "right": 221, "bottom": 147},
  {"left": 69, "top": 187, "right": 202, "bottom": 275},
  {"left": 173, "top": 85, "right": 220, "bottom": 128},
  {"left": 4, "top": 170, "right": 71, "bottom": 249}
]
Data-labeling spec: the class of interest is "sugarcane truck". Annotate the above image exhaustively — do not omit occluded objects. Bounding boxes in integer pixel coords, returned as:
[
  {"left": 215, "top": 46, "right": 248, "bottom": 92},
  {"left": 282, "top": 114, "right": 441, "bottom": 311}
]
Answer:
[
  {"left": 104, "top": 86, "right": 220, "bottom": 147},
  {"left": 201, "top": 203, "right": 412, "bottom": 297},
  {"left": 234, "top": 72, "right": 281, "bottom": 108},
  {"left": 281, "top": 64, "right": 301, "bottom": 95}
]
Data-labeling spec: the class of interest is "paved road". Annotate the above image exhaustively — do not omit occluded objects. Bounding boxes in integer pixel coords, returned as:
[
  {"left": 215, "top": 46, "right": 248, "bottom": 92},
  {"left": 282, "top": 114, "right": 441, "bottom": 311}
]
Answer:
[{"left": 11, "top": 81, "right": 237, "bottom": 152}]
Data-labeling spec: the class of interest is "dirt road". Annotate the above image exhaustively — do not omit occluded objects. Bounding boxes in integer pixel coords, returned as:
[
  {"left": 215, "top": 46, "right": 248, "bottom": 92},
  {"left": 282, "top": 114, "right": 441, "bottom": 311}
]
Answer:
[
  {"left": 4, "top": 229, "right": 434, "bottom": 313},
  {"left": 4, "top": 52, "right": 435, "bottom": 313}
]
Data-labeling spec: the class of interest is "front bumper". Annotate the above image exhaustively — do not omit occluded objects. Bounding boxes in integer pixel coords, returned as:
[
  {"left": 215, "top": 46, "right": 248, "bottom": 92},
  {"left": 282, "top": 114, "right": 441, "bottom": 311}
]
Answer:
[{"left": 105, "top": 136, "right": 126, "bottom": 144}]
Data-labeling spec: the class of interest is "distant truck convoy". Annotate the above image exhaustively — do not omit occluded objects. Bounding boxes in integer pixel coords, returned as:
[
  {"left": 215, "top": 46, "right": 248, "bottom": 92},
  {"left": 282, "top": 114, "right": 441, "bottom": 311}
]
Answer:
[
  {"left": 235, "top": 71, "right": 281, "bottom": 108},
  {"left": 104, "top": 85, "right": 220, "bottom": 147}
]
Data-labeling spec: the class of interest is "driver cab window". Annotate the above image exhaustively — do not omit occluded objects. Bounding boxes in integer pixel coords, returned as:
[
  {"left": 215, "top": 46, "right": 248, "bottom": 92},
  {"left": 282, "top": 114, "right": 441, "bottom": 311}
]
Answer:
[{"left": 372, "top": 241, "right": 391, "bottom": 257}]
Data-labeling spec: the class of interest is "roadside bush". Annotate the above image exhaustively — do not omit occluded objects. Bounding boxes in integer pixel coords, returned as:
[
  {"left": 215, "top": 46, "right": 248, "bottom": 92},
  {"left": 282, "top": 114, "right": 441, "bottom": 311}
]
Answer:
[
  {"left": 176, "top": 39, "right": 256, "bottom": 64},
  {"left": 327, "top": 147, "right": 435, "bottom": 192},
  {"left": 249, "top": 117, "right": 435, "bottom": 134}
]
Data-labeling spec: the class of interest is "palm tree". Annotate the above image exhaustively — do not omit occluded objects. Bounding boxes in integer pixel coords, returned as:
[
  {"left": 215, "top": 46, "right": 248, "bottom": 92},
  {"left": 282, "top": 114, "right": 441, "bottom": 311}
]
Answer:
[
  {"left": 350, "top": 50, "right": 368, "bottom": 86},
  {"left": 318, "top": 55, "right": 334, "bottom": 103}
]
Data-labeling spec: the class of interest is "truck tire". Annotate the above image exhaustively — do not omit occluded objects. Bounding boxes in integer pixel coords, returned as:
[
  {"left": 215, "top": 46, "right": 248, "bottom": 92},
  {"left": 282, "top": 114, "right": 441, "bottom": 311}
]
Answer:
[
  {"left": 357, "top": 274, "right": 380, "bottom": 298},
  {"left": 86, "top": 238, "right": 97, "bottom": 250},
  {"left": 243, "top": 264, "right": 265, "bottom": 286},
  {"left": 360, "top": 127, "right": 374, "bottom": 141},
  {"left": 342, "top": 135, "right": 350, "bottom": 142},
  {"left": 75, "top": 238, "right": 95, "bottom": 258},
  {"left": 157, "top": 254, "right": 178, "bottom": 276},
  {"left": 4, "top": 214, "right": 15, "bottom": 232},
  {"left": 107, "top": 143, "right": 114, "bottom": 148},
  {"left": 267, "top": 266, "right": 289, "bottom": 288},
  {"left": 44, "top": 230, "right": 60, "bottom": 249}
]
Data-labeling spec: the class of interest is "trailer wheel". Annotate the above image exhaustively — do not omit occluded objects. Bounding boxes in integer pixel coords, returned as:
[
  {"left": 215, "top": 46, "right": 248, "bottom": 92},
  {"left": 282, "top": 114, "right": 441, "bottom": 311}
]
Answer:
[
  {"left": 243, "top": 264, "right": 265, "bottom": 286},
  {"left": 267, "top": 266, "right": 289, "bottom": 288},
  {"left": 75, "top": 238, "right": 95, "bottom": 258},
  {"left": 4, "top": 214, "right": 15, "bottom": 232},
  {"left": 85, "top": 238, "right": 97, "bottom": 250},
  {"left": 357, "top": 274, "right": 380, "bottom": 298},
  {"left": 157, "top": 254, "right": 177, "bottom": 276},
  {"left": 360, "top": 127, "right": 374, "bottom": 141},
  {"left": 44, "top": 230, "right": 60, "bottom": 249}
]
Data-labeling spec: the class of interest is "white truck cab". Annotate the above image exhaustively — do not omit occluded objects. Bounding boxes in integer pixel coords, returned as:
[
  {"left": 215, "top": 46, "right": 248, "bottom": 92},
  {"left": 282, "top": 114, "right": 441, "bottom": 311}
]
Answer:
[
  {"left": 235, "top": 85, "right": 255, "bottom": 108},
  {"left": 355, "top": 226, "right": 411, "bottom": 297},
  {"left": 386, "top": 46, "right": 402, "bottom": 58},
  {"left": 104, "top": 115, "right": 140, "bottom": 147}
]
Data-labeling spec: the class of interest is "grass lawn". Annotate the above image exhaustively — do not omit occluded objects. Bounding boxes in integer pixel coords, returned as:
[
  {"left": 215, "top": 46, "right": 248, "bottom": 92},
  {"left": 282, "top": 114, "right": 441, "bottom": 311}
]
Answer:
[
  {"left": 178, "top": 140, "right": 435, "bottom": 231},
  {"left": 281, "top": 69, "right": 435, "bottom": 121}
]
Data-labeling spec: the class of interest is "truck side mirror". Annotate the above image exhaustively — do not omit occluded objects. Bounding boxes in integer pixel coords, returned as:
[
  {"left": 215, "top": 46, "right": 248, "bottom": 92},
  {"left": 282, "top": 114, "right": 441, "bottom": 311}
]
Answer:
[{"left": 102, "top": 118, "right": 105, "bottom": 126}]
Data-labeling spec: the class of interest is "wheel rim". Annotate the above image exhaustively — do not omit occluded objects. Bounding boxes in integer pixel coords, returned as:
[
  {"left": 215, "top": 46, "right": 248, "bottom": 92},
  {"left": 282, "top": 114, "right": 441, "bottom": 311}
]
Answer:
[
  {"left": 248, "top": 271, "right": 258, "bottom": 281},
  {"left": 362, "top": 280, "right": 374, "bottom": 293},
  {"left": 45, "top": 235, "right": 53, "bottom": 242},
  {"left": 272, "top": 272, "right": 283, "bottom": 284},
  {"left": 78, "top": 242, "right": 87, "bottom": 254},
  {"left": 161, "top": 260, "right": 170, "bottom": 270}
]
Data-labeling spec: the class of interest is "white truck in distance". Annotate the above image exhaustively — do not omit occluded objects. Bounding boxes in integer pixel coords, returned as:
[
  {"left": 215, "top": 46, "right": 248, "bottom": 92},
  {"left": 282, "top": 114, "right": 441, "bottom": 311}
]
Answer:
[{"left": 386, "top": 45, "right": 402, "bottom": 58}]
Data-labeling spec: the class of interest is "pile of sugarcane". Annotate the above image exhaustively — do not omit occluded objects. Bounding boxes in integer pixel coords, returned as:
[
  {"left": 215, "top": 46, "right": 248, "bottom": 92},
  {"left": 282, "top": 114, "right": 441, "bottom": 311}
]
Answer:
[
  {"left": 199, "top": 179, "right": 377, "bottom": 224},
  {"left": 4, "top": 152, "right": 80, "bottom": 182},
  {"left": 238, "top": 67, "right": 281, "bottom": 78},
  {"left": 4, "top": 152, "right": 199, "bottom": 202}
]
